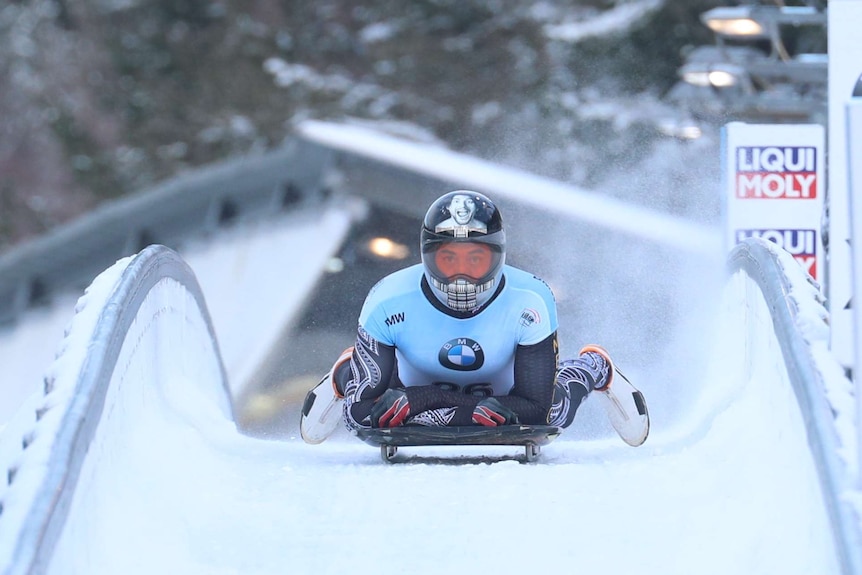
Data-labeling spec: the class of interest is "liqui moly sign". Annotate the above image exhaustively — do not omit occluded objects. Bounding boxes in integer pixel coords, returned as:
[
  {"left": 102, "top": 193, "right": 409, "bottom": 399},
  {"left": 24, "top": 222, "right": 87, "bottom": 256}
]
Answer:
[
  {"left": 735, "top": 229, "right": 817, "bottom": 278},
  {"left": 736, "top": 147, "right": 817, "bottom": 199},
  {"left": 722, "top": 123, "right": 825, "bottom": 280}
]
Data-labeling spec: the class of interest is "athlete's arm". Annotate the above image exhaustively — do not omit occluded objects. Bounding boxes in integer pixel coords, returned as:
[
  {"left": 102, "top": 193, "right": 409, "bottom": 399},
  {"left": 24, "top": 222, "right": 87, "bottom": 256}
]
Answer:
[
  {"left": 344, "top": 330, "right": 480, "bottom": 427},
  {"left": 492, "top": 332, "right": 558, "bottom": 424},
  {"left": 398, "top": 332, "right": 559, "bottom": 426},
  {"left": 342, "top": 327, "right": 397, "bottom": 430},
  {"left": 401, "top": 385, "right": 481, "bottom": 425}
]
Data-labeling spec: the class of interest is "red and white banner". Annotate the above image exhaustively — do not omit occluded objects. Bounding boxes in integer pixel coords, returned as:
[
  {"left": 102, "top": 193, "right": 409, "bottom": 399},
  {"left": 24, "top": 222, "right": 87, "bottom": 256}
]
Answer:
[{"left": 722, "top": 123, "right": 825, "bottom": 281}]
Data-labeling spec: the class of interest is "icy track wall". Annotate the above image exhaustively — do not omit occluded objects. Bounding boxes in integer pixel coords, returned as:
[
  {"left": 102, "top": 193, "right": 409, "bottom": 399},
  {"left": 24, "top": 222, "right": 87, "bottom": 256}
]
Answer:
[
  {"left": 729, "top": 238, "right": 861, "bottom": 575},
  {"left": 0, "top": 245, "right": 230, "bottom": 575}
]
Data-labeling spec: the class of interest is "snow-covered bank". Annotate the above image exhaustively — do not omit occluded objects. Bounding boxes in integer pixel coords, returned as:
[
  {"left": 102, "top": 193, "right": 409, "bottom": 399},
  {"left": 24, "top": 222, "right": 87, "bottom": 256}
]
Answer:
[{"left": 0, "top": 246, "right": 229, "bottom": 573}]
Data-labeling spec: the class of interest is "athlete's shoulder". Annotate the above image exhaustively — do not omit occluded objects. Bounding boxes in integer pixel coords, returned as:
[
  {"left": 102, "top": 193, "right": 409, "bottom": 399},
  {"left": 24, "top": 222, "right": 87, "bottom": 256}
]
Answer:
[
  {"left": 500, "top": 265, "right": 558, "bottom": 340},
  {"left": 363, "top": 264, "right": 424, "bottom": 306},
  {"left": 359, "top": 264, "right": 424, "bottom": 344},
  {"left": 503, "top": 265, "right": 556, "bottom": 298},
  {"left": 502, "top": 265, "right": 557, "bottom": 318}
]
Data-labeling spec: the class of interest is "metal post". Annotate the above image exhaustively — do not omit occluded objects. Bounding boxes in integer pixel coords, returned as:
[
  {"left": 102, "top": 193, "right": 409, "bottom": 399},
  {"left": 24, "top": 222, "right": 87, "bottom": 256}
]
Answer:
[
  {"left": 827, "top": 1, "right": 862, "bottom": 377},
  {"left": 849, "top": 98, "right": 862, "bottom": 489}
]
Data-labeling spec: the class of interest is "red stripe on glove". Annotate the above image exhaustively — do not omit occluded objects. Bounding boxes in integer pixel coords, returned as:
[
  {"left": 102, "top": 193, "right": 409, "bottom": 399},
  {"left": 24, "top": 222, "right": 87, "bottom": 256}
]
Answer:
[
  {"left": 379, "top": 396, "right": 410, "bottom": 427},
  {"left": 472, "top": 405, "right": 506, "bottom": 427}
]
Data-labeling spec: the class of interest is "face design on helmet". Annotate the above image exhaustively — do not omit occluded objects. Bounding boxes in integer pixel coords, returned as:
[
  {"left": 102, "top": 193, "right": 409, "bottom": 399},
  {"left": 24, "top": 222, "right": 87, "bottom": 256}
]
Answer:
[{"left": 435, "top": 194, "right": 487, "bottom": 236}]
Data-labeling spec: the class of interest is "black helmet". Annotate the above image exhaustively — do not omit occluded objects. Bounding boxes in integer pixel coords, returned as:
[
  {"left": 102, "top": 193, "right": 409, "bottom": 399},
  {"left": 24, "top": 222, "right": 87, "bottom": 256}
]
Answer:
[{"left": 420, "top": 190, "right": 506, "bottom": 312}]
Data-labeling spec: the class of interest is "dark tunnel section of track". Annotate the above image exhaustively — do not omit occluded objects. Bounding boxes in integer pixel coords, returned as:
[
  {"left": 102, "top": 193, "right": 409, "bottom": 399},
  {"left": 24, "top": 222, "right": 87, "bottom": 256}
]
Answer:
[{"left": 236, "top": 205, "right": 421, "bottom": 436}]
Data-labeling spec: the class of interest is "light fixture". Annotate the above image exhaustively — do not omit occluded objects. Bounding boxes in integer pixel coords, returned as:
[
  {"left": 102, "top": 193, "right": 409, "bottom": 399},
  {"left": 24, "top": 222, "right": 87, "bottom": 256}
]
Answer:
[
  {"left": 701, "top": 7, "right": 768, "bottom": 38},
  {"left": 366, "top": 237, "right": 410, "bottom": 260},
  {"left": 682, "top": 68, "right": 736, "bottom": 88},
  {"left": 679, "top": 61, "right": 750, "bottom": 90},
  {"left": 702, "top": 5, "right": 825, "bottom": 40},
  {"left": 672, "top": 2, "right": 827, "bottom": 126}
]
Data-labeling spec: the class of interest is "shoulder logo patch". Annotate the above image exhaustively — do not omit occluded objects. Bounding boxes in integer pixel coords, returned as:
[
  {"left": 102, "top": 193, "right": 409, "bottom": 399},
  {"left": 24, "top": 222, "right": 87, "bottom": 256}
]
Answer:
[
  {"left": 439, "top": 338, "right": 485, "bottom": 371},
  {"left": 520, "top": 308, "right": 540, "bottom": 327}
]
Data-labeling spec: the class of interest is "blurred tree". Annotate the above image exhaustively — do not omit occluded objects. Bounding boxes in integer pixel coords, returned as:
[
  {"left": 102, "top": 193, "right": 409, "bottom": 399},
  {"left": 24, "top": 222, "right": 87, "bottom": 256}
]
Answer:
[{"left": 0, "top": 0, "right": 723, "bottom": 249}]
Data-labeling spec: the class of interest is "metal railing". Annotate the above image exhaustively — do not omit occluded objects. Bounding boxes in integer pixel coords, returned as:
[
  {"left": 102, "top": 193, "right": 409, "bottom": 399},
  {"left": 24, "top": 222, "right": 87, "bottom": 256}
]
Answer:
[{"left": 0, "top": 139, "right": 332, "bottom": 325}]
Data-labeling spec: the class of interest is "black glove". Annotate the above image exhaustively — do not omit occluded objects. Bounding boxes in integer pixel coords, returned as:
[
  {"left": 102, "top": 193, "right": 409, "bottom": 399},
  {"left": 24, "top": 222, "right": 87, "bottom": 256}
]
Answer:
[
  {"left": 472, "top": 397, "right": 519, "bottom": 426},
  {"left": 369, "top": 388, "right": 411, "bottom": 428}
]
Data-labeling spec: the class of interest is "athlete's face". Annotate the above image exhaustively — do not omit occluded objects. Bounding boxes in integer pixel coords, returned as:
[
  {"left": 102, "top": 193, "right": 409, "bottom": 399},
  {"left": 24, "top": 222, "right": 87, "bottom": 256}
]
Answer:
[{"left": 434, "top": 242, "right": 493, "bottom": 281}]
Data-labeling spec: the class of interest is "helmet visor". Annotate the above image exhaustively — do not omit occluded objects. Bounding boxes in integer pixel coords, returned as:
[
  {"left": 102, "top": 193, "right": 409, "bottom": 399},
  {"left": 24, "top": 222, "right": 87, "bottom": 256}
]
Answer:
[{"left": 431, "top": 242, "right": 495, "bottom": 282}]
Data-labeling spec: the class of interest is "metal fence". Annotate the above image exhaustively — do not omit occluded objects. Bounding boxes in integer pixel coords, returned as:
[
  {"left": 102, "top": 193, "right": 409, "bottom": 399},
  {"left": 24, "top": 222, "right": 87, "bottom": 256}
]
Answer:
[{"left": 0, "top": 138, "right": 333, "bottom": 325}]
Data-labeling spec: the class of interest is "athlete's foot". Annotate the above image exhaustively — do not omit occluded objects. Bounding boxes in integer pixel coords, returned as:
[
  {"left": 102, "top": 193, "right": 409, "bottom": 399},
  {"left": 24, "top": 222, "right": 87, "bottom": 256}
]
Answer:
[
  {"left": 299, "top": 347, "right": 353, "bottom": 444},
  {"left": 578, "top": 344, "right": 614, "bottom": 391},
  {"left": 299, "top": 374, "right": 345, "bottom": 444}
]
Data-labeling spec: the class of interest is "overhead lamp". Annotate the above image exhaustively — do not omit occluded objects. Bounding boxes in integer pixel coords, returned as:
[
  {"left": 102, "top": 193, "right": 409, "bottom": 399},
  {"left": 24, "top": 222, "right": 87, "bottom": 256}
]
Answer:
[
  {"left": 679, "top": 62, "right": 748, "bottom": 89},
  {"left": 701, "top": 7, "right": 768, "bottom": 38},
  {"left": 675, "top": 3, "right": 828, "bottom": 126},
  {"left": 702, "top": 5, "right": 825, "bottom": 40},
  {"left": 366, "top": 237, "right": 410, "bottom": 260}
]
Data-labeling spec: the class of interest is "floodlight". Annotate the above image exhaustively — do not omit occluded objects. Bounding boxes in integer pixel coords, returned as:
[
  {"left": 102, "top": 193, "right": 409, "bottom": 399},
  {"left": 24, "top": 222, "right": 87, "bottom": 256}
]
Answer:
[
  {"left": 672, "top": 3, "right": 828, "bottom": 127},
  {"left": 701, "top": 7, "right": 768, "bottom": 38},
  {"left": 707, "top": 70, "right": 739, "bottom": 88},
  {"left": 367, "top": 237, "right": 409, "bottom": 260},
  {"left": 680, "top": 62, "right": 748, "bottom": 90},
  {"left": 702, "top": 5, "right": 825, "bottom": 40}
]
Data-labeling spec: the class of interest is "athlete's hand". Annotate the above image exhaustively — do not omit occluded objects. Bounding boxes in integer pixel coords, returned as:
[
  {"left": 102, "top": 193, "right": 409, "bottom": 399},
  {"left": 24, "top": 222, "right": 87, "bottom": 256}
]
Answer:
[
  {"left": 472, "top": 397, "right": 519, "bottom": 426},
  {"left": 370, "top": 388, "right": 411, "bottom": 428}
]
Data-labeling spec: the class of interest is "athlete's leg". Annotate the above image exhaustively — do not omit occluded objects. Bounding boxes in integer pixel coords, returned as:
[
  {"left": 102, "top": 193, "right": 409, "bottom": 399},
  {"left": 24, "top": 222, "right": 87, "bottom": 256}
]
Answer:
[{"left": 547, "top": 346, "right": 614, "bottom": 428}]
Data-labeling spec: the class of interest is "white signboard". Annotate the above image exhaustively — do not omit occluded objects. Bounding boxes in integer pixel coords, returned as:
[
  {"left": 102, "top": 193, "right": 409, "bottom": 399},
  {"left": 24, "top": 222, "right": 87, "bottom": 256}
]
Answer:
[{"left": 722, "top": 123, "right": 825, "bottom": 282}]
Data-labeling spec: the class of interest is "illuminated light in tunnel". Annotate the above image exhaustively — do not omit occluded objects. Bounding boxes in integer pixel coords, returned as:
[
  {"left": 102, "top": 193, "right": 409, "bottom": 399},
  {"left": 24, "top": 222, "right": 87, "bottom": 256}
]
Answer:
[{"left": 367, "top": 237, "right": 410, "bottom": 260}]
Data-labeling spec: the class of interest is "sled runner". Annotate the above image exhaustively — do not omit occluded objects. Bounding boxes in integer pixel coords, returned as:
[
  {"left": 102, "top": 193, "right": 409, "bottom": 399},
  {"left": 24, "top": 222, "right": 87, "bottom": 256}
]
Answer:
[{"left": 355, "top": 424, "right": 563, "bottom": 463}]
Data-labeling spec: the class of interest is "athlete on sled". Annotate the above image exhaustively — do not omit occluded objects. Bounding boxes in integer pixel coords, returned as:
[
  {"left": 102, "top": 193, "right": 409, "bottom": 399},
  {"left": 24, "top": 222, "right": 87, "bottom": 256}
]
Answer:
[{"left": 301, "top": 190, "right": 646, "bottom": 445}]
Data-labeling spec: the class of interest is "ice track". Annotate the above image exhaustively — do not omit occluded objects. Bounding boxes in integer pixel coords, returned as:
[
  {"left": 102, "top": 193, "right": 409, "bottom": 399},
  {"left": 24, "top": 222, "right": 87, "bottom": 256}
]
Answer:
[{"left": 0, "top": 221, "right": 855, "bottom": 574}]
